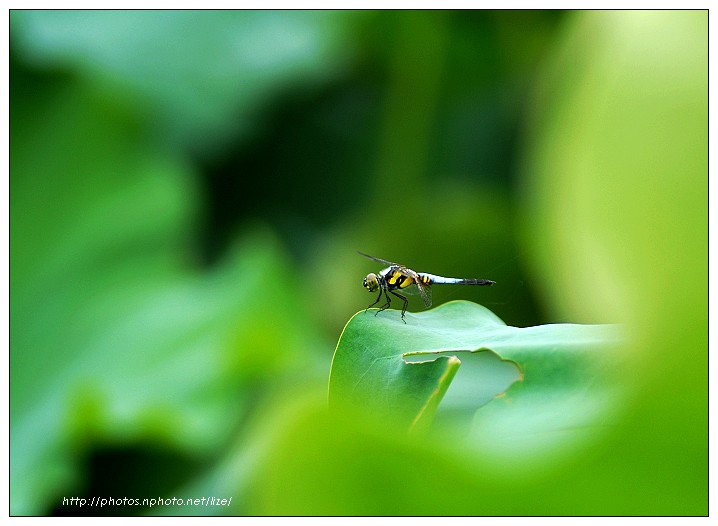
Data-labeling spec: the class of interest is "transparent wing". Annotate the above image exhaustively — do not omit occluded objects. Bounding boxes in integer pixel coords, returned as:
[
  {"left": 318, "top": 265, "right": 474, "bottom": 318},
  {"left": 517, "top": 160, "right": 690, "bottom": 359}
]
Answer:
[
  {"left": 357, "top": 251, "right": 398, "bottom": 267},
  {"left": 391, "top": 274, "right": 432, "bottom": 308},
  {"left": 414, "top": 278, "right": 433, "bottom": 308}
]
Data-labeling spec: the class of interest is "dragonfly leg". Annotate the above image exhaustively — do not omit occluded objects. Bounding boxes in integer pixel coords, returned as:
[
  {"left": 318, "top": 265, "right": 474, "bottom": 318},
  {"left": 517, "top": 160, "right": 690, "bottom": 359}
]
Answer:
[
  {"left": 375, "top": 288, "right": 392, "bottom": 315},
  {"left": 389, "top": 290, "right": 408, "bottom": 323},
  {"left": 365, "top": 287, "right": 384, "bottom": 313}
]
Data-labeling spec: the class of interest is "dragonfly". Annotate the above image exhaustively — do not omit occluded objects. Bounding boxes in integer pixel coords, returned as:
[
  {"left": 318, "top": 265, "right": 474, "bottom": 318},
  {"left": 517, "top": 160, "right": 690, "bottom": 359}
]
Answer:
[{"left": 358, "top": 251, "right": 495, "bottom": 321}]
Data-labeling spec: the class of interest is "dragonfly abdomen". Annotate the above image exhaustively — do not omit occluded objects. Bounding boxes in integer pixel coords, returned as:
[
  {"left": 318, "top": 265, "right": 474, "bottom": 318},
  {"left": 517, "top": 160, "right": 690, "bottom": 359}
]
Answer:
[{"left": 422, "top": 274, "right": 495, "bottom": 286}]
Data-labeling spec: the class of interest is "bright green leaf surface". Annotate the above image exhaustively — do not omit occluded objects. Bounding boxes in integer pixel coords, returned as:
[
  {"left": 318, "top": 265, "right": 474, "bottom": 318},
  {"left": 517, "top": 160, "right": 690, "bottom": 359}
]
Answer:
[
  {"left": 329, "top": 301, "right": 622, "bottom": 452},
  {"left": 253, "top": 302, "right": 623, "bottom": 515}
]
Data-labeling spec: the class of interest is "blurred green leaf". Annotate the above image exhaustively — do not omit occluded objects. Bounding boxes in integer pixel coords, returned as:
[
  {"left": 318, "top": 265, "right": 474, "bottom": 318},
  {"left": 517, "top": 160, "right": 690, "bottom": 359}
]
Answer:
[
  {"left": 10, "top": 10, "right": 356, "bottom": 155},
  {"left": 329, "top": 301, "right": 621, "bottom": 445},
  {"left": 10, "top": 73, "right": 322, "bottom": 515},
  {"left": 247, "top": 392, "right": 495, "bottom": 516},
  {"left": 521, "top": 10, "right": 707, "bottom": 513}
]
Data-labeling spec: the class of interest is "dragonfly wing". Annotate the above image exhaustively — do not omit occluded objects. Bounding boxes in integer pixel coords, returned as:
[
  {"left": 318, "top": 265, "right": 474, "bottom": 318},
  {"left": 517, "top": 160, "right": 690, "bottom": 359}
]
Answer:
[
  {"left": 415, "top": 279, "right": 433, "bottom": 308},
  {"left": 357, "top": 251, "right": 398, "bottom": 267}
]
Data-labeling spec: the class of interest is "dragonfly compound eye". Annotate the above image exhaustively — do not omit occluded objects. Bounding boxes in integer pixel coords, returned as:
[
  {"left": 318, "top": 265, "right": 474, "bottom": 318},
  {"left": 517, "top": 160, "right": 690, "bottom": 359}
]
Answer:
[{"left": 363, "top": 273, "right": 379, "bottom": 292}]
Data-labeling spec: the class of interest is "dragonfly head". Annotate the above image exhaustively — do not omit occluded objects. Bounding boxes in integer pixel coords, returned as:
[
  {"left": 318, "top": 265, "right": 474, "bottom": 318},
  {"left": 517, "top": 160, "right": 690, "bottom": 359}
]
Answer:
[{"left": 363, "top": 273, "right": 380, "bottom": 292}]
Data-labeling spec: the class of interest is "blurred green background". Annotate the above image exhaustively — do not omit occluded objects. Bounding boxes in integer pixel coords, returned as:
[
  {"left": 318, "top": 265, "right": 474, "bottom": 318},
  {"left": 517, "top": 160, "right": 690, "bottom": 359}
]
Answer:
[{"left": 10, "top": 10, "right": 707, "bottom": 516}]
